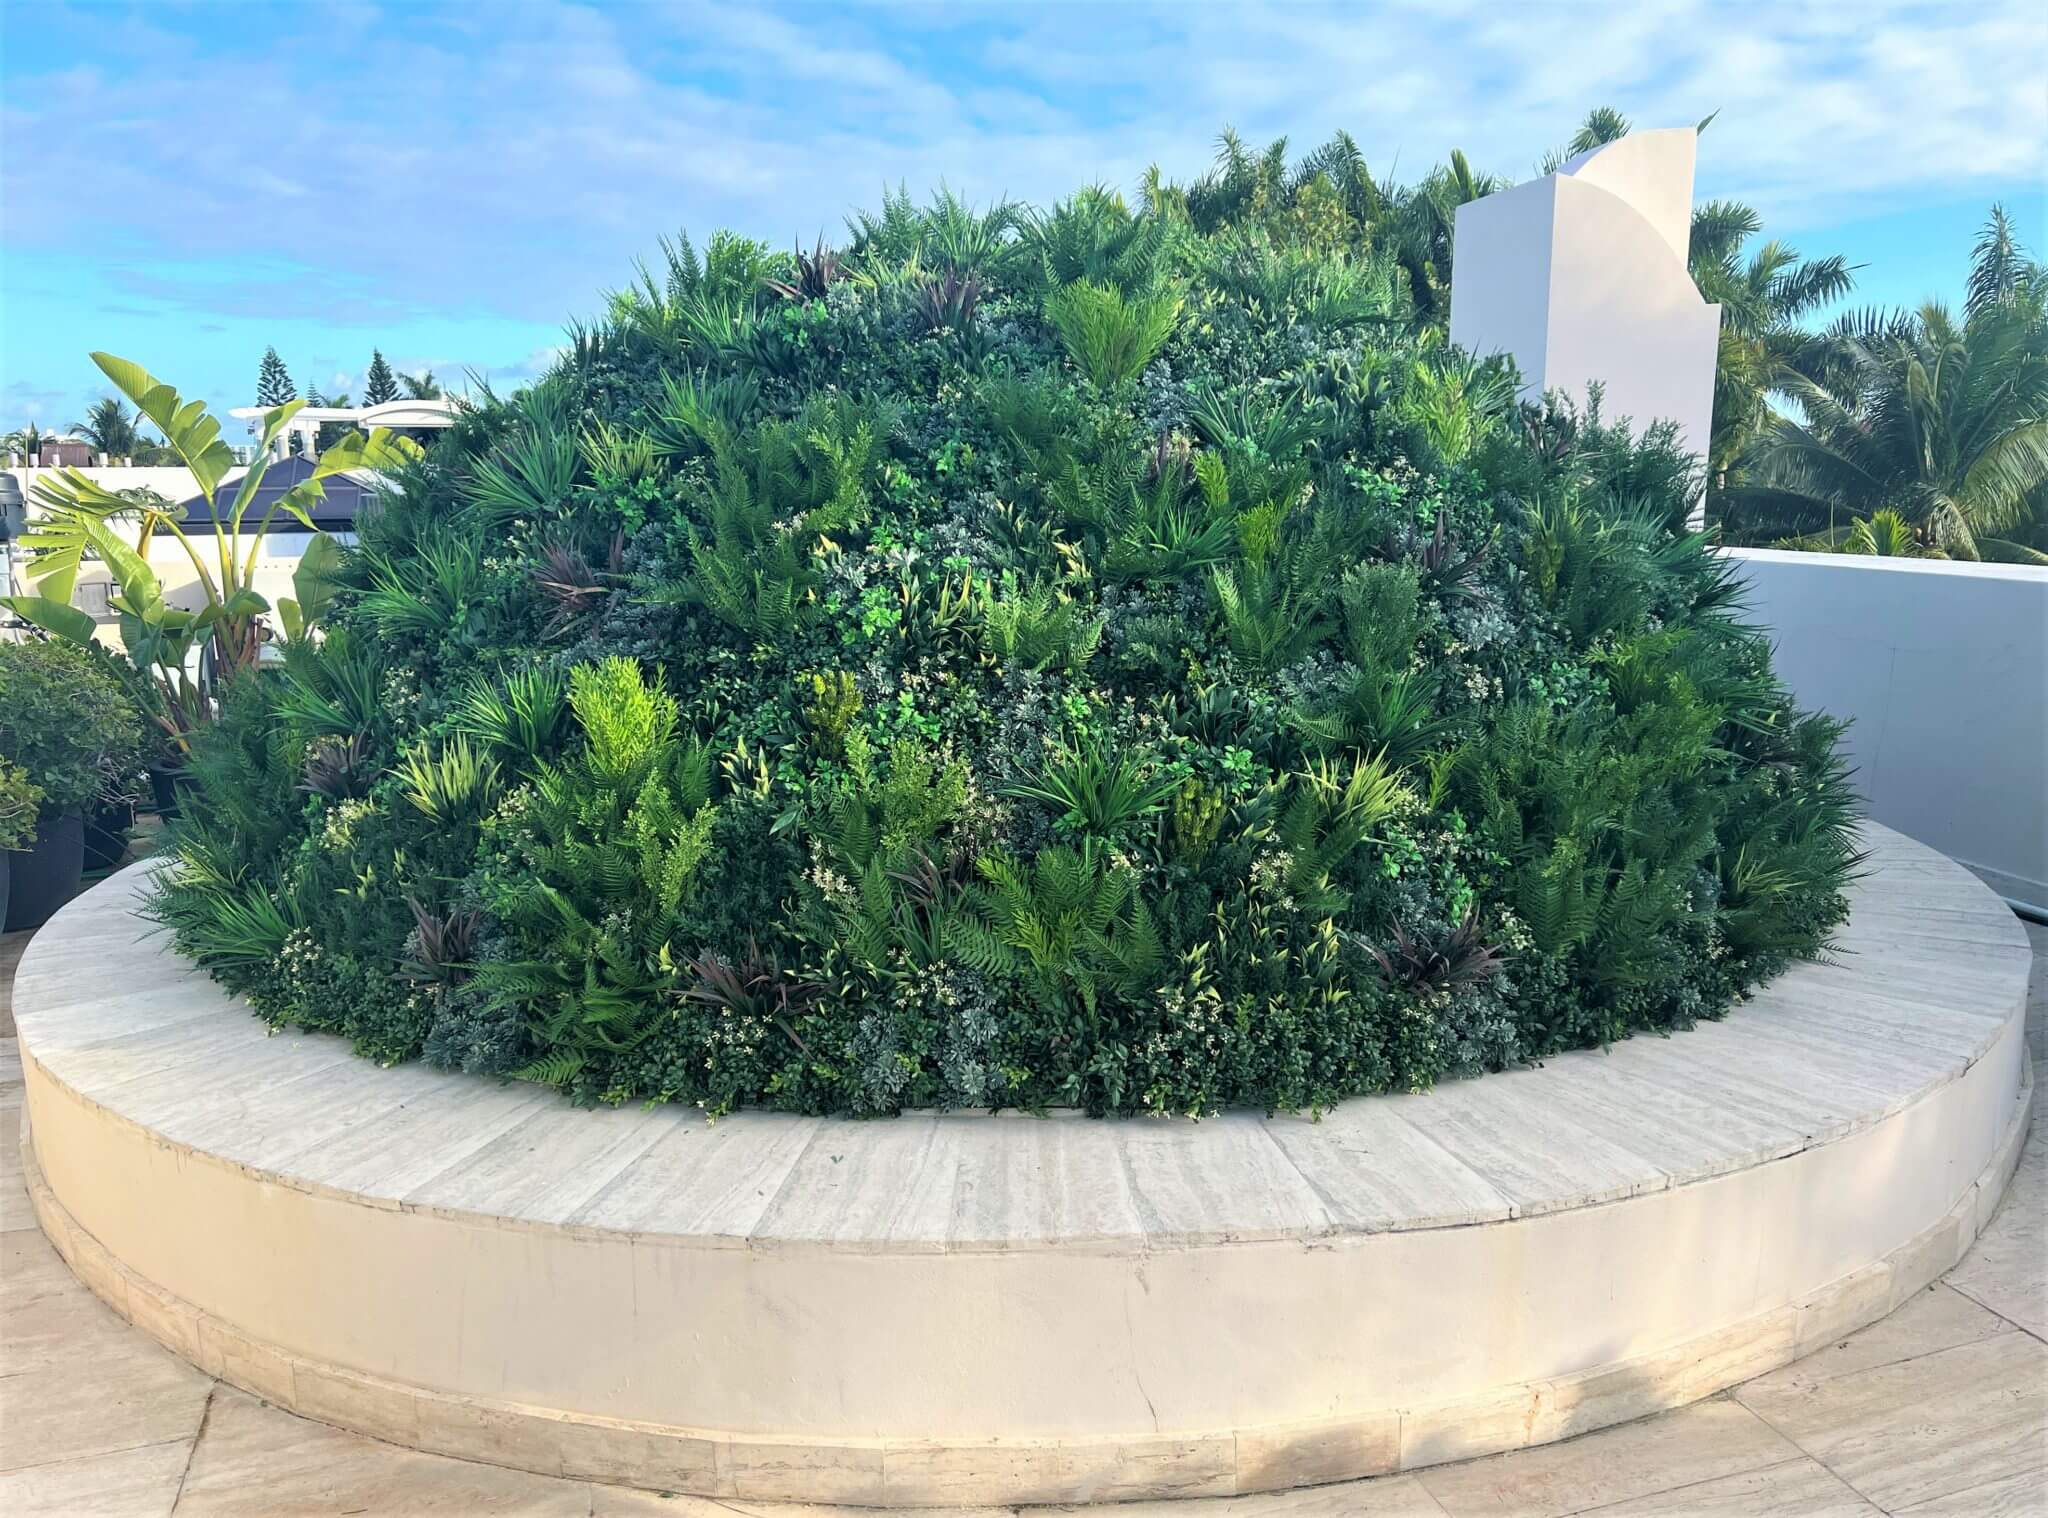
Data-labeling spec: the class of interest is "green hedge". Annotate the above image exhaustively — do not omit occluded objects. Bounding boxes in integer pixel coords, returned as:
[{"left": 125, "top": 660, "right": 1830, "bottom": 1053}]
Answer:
[
  {"left": 0, "top": 638, "right": 146, "bottom": 818},
  {"left": 150, "top": 179, "right": 1860, "bottom": 1117}
]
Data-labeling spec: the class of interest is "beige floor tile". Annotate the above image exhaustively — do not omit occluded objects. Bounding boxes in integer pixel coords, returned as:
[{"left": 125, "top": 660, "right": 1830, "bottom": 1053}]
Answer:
[
  {"left": 1, "top": 1228, "right": 166, "bottom": 1376},
  {"left": 0, "top": 1436, "right": 190, "bottom": 1517},
  {"left": 1087, "top": 1472, "right": 1451, "bottom": 1516},
  {"left": 592, "top": 1490, "right": 1013, "bottom": 1517},
  {"left": 0, "top": 934, "right": 30, "bottom": 1037},
  {"left": 1567, "top": 1456, "right": 1880, "bottom": 1516},
  {"left": 0, "top": 1347, "right": 211, "bottom": 1473},
  {"left": 1945, "top": 1132, "right": 2047, "bottom": 1338},
  {"left": 172, "top": 1385, "right": 593, "bottom": 1516},
  {"left": 1735, "top": 1330, "right": 2048, "bottom": 1511},
  {"left": 1744, "top": 1282, "right": 2012, "bottom": 1394},
  {"left": 0, "top": 1219, "right": 210, "bottom": 1474},
  {"left": 1414, "top": 1399, "right": 1796, "bottom": 1518},
  {"left": 1894, "top": 1465, "right": 2048, "bottom": 1515},
  {"left": 0, "top": 1113, "right": 32, "bottom": 1234}
]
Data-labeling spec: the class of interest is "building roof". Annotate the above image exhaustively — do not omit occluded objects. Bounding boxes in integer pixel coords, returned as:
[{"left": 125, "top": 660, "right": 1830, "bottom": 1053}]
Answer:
[{"left": 175, "top": 455, "right": 378, "bottom": 535}]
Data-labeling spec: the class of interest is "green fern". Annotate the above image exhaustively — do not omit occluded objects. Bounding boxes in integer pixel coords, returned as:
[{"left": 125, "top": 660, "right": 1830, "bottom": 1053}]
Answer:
[{"left": 1043, "top": 279, "right": 1184, "bottom": 388}]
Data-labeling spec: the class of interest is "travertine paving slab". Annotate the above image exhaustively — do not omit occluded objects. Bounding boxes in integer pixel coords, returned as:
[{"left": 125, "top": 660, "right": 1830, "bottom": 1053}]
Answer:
[
  {"left": 0, "top": 1228, "right": 173, "bottom": 1375},
  {"left": 1894, "top": 1466, "right": 2048, "bottom": 1515},
  {"left": 1742, "top": 1282, "right": 2011, "bottom": 1394},
  {"left": 0, "top": 1436, "right": 189, "bottom": 1518},
  {"left": 172, "top": 1384, "right": 592, "bottom": 1516},
  {"left": 0, "top": 931, "right": 30, "bottom": 1037},
  {"left": 1414, "top": 1400, "right": 1797, "bottom": 1517},
  {"left": 0, "top": 1328, "right": 210, "bottom": 1472},
  {"left": 1565, "top": 1455, "right": 1879, "bottom": 1515},
  {"left": 1093, "top": 1472, "right": 1452, "bottom": 1515},
  {"left": 0, "top": 1107, "right": 29, "bottom": 1234},
  {"left": 1944, "top": 1116, "right": 2046, "bottom": 1337},
  {"left": 1734, "top": 1330, "right": 2048, "bottom": 1510}
]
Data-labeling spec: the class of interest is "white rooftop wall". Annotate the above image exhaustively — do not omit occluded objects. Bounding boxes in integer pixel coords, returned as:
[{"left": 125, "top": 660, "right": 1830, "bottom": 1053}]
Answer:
[{"left": 1724, "top": 549, "right": 2048, "bottom": 915}]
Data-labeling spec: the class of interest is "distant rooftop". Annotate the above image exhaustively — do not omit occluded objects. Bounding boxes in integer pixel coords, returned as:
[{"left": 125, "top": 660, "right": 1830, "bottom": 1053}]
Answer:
[{"left": 175, "top": 455, "right": 381, "bottom": 534}]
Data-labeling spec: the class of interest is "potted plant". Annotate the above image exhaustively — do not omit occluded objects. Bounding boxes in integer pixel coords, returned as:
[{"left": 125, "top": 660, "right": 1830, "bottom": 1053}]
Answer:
[
  {"left": 3, "top": 354, "right": 416, "bottom": 761},
  {"left": 0, "top": 638, "right": 147, "bottom": 930},
  {"left": 0, "top": 759, "right": 43, "bottom": 931}
]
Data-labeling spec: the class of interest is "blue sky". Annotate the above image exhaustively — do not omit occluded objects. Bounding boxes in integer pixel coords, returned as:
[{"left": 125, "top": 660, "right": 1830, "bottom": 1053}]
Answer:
[{"left": 3, "top": 1, "right": 2043, "bottom": 430}]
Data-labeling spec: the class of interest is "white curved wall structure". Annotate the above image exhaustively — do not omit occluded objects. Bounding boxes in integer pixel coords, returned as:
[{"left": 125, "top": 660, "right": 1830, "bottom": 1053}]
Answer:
[
  {"left": 1450, "top": 129, "right": 1720, "bottom": 474},
  {"left": 13, "top": 828, "right": 2036, "bottom": 1505}
]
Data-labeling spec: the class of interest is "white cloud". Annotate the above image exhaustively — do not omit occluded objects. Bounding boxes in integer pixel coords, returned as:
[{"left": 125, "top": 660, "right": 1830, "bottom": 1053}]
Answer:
[{"left": 2, "top": 0, "right": 2042, "bottom": 336}]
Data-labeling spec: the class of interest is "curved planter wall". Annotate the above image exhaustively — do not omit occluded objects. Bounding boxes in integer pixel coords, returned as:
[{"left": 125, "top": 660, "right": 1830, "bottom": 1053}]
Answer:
[{"left": 14, "top": 824, "right": 2035, "bottom": 1506}]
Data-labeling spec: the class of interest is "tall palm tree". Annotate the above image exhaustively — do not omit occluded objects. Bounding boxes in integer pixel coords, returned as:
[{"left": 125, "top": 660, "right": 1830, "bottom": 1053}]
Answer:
[
  {"left": 67, "top": 398, "right": 178, "bottom": 463},
  {"left": 1724, "top": 208, "right": 2048, "bottom": 562},
  {"left": 1688, "top": 201, "right": 1857, "bottom": 483},
  {"left": 400, "top": 370, "right": 443, "bottom": 400},
  {"left": 71, "top": 398, "right": 145, "bottom": 456}
]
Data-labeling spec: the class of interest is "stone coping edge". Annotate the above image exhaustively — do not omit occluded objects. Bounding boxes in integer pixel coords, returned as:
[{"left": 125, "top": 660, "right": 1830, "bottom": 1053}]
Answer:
[{"left": 20, "top": 1062, "right": 2033, "bottom": 1508}]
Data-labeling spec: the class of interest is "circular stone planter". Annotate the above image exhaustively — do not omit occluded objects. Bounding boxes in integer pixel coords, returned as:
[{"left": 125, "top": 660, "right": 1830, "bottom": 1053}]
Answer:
[{"left": 13, "top": 824, "right": 2035, "bottom": 1507}]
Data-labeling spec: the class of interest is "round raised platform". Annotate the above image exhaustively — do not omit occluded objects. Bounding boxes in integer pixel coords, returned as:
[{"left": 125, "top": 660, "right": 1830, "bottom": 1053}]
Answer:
[{"left": 15, "top": 824, "right": 2034, "bottom": 1506}]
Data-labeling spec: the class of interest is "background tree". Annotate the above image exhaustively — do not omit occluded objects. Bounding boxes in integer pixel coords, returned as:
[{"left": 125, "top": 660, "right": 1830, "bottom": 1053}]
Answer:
[
  {"left": 401, "top": 370, "right": 442, "bottom": 399},
  {"left": 1688, "top": 202, "right": 1856, "bottom": 488},
  {"left": 2, "top": 422, "right": 47, "bottom": 458},
  {"left": 363, "top": 349, "right": 399, "bottom": 406},
  {"left": 256, "top": 346, "right": 296, "bottom": 407},
  {"left": 305, "top": 387, "right": 356, "bottom": 453},
  {"left": 70, "top": 399, "right": 179, "bottom": 463},
  {"left": 1722, "top": 207, "right": 2048, "bottom": 562},
  {"left": 71, "top": 398, "right": 143, "bottom": 456}
]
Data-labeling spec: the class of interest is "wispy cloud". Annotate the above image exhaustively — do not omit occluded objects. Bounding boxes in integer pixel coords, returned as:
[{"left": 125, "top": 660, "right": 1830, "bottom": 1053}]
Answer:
[{"left": 2, "top": 0, "right": 2042, "bottom": 418}]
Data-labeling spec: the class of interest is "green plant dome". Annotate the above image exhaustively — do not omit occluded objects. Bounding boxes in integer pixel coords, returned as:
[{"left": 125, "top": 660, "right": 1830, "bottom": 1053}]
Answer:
[{"left": 150, "top": 181, "right": 1859, "bottom": 1117}]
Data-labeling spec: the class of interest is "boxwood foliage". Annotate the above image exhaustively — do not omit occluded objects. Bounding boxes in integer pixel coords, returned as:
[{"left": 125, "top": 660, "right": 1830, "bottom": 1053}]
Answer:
[{"left": 150, "top": 180, "right": 1861, "bottom": 1117}]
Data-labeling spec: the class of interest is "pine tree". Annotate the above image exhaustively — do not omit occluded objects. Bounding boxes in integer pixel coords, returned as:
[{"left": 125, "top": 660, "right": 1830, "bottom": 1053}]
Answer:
[
  {"left": 363, "top": 349, "right": 398, "bottom": 406},
  {"left": 256, "top": 347, "right": 296, "bottom": 407}
]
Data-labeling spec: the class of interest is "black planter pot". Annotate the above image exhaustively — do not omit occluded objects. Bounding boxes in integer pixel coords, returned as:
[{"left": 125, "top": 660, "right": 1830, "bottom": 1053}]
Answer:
[
  {"left": 0, "top": 850, "right": 11, "bottom": 935},
  {"left": 5, "top": 812, "right": 85, "bottom": 932},
  {"left": 84, "top": 798, "right": 135, "bottom": 873},
  {"left": 148, "top": 764, "right": 186, "bottom": 820}
]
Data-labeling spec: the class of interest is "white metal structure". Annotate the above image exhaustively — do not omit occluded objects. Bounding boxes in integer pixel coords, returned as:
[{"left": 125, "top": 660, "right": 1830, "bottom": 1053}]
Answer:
[{"left": 228, "top": 396, "right": 461, "bottom": 459}]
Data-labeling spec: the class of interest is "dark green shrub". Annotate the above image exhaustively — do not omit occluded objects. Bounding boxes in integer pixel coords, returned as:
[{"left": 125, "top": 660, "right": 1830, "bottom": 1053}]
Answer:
[
  {"left": 0, "top": 637, "right": 147, "bottom": 815},
  {"left": 148, "top": 159, "right": 1861, "bottom": 1118},
  {"left": 0, "top": 759, "right": 42, "bottom": 850}
]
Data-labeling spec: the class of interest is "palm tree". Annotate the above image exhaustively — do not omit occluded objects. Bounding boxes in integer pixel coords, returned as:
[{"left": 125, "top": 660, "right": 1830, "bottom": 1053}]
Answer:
[
  {"left": 1688, "top": 201, "right": 1857, "bottom": 484},
  {"left": 400, "top": 370, "right": 443, "bottom": 400},
  {"left": 2, "top": 422, "right": 47, "bottom": 458},
  {"left": 1724, "top": 208, "right": 2048, "bottom": 562},
  {"left": 71, "top": 398, "right": 144, "bottom": 456},
  {"left": 68, "top": 398, "right": 178, "bottom": 463}
]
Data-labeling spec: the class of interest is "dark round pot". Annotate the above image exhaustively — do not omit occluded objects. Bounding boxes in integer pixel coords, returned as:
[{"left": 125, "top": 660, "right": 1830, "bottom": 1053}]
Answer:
[
  {"left": 84, "top": 797, "right": 136, "bottom": 873},
  {"left": 5, "top": 811, "right": 85, "bottom": 932},
  {"left": 148, "top": 764, "right": 186, "bottom": 820}
]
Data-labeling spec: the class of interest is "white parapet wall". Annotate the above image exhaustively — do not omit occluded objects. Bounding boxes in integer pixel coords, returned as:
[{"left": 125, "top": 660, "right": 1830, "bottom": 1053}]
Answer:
[{"left": 1724, "top": 548, "right": 2048, "bottom": 914}]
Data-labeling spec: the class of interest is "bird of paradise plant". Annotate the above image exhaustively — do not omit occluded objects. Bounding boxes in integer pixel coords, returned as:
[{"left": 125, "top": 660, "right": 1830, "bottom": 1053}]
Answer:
[{"left": 3, "top": 352, "right": 416, "bottom": 753}]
